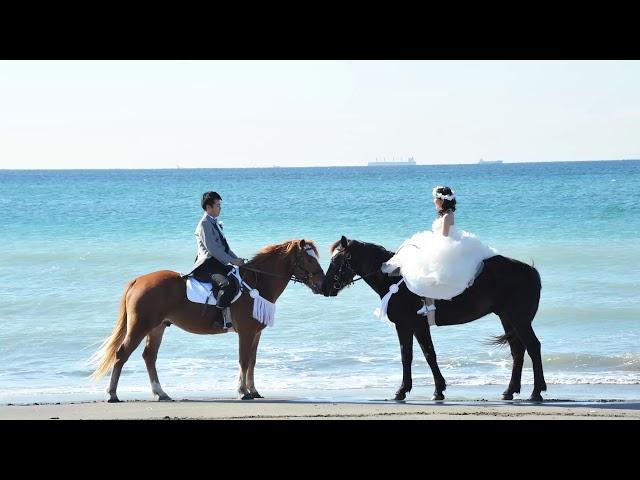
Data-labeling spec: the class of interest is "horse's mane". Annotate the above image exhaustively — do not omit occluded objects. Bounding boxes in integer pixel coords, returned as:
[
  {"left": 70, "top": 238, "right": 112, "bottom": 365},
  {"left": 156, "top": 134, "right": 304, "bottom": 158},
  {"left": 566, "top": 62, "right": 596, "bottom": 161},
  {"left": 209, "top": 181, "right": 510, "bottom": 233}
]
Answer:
[
  {"left": 329, "top": 239, "right": 342, "bottom": 254},
  {"left": 249, "top": 239, "right": 319, "bottom": 265},
  {"left": 329, "top": 238, "right": 394, "bottom": 265}
]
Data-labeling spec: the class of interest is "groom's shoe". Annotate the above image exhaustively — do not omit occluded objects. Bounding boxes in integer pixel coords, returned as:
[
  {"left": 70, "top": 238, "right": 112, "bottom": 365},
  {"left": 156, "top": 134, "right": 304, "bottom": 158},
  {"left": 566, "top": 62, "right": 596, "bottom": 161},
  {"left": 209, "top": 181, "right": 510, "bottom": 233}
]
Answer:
[{"left": 210, "top": 273, "right": 229, "bottom": 289}]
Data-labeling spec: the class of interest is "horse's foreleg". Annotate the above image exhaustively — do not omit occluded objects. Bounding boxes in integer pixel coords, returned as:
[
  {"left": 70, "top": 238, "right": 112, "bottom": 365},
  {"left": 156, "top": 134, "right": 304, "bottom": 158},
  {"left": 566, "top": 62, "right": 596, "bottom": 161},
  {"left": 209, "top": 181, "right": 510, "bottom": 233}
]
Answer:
[
  {"left": 414, "top": 324, "right": 446, "bottom": 400},
  {"left": 107, "top": 318, "right": 147, "bottom": 403},
  {"left": 394, "top": 324, "right": 414, "bottom": 401},
  {"left": 247, "top": 331, "right": 263, "bottom": 399},
  {"left": 237, "top": 332, "right": 254, "bottom": 400},
  {"left": 142, "top": 323, "right": 171, "bottom": 401}
]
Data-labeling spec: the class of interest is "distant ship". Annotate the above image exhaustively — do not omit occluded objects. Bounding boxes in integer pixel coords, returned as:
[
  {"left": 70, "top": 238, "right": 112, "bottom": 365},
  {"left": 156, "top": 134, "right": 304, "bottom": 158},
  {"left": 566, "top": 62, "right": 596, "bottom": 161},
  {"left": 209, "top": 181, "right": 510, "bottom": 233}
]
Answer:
[
  {"left": 368, "top": 157, "right": 416, "bottom": 167},
  {"left": 478, "top": 158, "right": 503, "bottom": 164}
]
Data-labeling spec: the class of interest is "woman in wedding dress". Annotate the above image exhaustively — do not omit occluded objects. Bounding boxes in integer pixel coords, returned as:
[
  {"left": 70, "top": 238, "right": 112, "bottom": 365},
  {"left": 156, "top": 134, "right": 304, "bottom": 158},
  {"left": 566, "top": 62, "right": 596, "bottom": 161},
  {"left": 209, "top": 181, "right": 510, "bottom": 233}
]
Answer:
[{"left": 381, "top": 186, "right": 497, "bottom": 324}]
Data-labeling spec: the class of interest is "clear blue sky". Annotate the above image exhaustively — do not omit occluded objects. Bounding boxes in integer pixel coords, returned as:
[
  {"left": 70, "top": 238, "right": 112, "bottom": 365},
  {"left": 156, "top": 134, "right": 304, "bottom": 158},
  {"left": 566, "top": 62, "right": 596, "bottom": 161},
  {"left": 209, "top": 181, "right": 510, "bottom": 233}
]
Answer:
[{"left": 1, "top": 60, "right": 639, "bottom": 169}]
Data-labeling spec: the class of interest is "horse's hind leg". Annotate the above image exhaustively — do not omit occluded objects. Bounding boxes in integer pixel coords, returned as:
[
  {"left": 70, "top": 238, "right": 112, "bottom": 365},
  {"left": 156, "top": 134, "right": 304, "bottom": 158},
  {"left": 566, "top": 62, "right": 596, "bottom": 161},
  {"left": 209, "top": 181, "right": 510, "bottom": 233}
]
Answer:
[
  {"left": 414, "top": 323, "right": 446, "bottom": 400},
  {"left": 511, "top": 318, "right": 547, "bottom": 402},
  {"left": 107, "top": 316, "right": 148, "bottom": 403},
  {"left": 498, "top": 317, "right": 525, "bottom": 400},
  {"left": 247, "top": 330, "right": 263, "bottom": 399},
  {"left": 143, "top": 322, "right": 172, "bottom": 401}
]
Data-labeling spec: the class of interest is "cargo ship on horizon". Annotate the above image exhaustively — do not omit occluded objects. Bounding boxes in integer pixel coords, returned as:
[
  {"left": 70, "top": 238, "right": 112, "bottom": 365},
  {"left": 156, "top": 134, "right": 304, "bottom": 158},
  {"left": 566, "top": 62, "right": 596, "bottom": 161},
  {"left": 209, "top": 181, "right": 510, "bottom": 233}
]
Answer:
[
  {"left": 478, "top": 158, "right": 503, "bottom": 164},
  {"left": 368, "top": 157, "right": 416, "bottom": 167}
]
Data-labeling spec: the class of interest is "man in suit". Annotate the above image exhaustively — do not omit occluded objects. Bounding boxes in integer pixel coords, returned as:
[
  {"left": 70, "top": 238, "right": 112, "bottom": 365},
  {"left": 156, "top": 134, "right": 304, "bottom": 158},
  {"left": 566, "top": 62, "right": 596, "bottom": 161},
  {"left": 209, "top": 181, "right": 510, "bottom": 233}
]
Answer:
[{"left": 188, "top": 191, "right": 245, "bottom": 311}]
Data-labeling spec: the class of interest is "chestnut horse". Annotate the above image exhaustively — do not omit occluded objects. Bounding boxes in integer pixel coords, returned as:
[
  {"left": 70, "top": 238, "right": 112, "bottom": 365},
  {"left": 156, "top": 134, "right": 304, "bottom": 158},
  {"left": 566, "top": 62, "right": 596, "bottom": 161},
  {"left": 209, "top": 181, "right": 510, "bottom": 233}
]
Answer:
[
  {"left": 323, "top": 236, "right": 546, "bottom": 402},
  {"left": 90, "top": 239, "right": 325, "bottom": 401}
]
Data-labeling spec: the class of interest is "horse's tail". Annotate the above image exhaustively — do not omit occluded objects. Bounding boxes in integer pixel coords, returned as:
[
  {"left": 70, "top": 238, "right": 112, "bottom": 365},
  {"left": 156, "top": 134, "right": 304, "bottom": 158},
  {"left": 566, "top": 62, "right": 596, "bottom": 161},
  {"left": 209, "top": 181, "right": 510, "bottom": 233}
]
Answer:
[
  {"left": 89, "top": 279, "right": 135, "bottom": 381},
  {"left": 488, "top": 331, "right": 516, "bottom": 346},
  {"left": 488, "top": 260, "right": 542, "bottom": 345},
  {"left": 532, "top": 262, "right": 542, "bottom": 292},
  {"left": 528, "top": 261, "right": 542, "bottom": 324}
]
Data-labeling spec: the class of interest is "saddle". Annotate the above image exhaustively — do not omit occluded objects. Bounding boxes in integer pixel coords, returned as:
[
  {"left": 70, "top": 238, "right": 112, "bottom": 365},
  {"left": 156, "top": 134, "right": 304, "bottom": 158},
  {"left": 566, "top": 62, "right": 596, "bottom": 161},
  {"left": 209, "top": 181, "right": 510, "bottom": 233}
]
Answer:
[{"left": 184, "top": 272, "right": 243, "bottom": 329}]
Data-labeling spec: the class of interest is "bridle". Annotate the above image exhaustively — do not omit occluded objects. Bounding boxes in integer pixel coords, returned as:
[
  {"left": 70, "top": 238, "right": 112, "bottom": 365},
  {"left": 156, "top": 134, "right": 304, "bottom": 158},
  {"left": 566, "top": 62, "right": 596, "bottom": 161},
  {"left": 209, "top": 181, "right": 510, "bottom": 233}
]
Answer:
[
  {"left": 330, "top": 248, "right": 378, "bottom": 291},
  {"left": 241, "top": 245, "right": 323, "bottom": 288},
  {"left": 290, "top": 245, "right": 325, "bottom": 286}
]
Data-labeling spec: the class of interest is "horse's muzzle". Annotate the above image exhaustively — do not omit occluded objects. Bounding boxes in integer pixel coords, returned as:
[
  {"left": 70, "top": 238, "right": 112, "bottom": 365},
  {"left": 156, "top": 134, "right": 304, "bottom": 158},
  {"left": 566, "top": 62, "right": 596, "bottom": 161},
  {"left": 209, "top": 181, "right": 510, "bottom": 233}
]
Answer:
[
  {"left": 311, "top": 277, "right": 325, "bottom": 295},
  {"left": 321, "top": 279, "right": 338, "bottom": 297}
]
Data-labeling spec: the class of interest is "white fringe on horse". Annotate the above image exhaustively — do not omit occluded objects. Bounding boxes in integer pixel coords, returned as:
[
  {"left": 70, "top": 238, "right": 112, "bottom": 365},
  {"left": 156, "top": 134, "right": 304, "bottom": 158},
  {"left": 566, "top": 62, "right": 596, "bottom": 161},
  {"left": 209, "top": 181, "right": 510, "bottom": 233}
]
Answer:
[
  {"left": 375, "top": 278, "right": 404, "bottom": 322},
  {"left": 248, "top": 287, "right": 276, "bottom": 327},
  {"left": 209, "top": 266, "right": 277, "bottom": 327}
]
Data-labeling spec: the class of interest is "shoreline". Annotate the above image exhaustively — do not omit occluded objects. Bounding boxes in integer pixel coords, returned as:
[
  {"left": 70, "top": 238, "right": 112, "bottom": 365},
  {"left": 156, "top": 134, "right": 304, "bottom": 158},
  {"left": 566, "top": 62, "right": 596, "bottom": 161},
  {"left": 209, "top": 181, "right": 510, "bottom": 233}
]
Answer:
[
  {"left": 3, "top": 383, "right": 639, "bottom": 407},
  {"left": 2, "top": 398, "right": 639, "bottom": 420}
]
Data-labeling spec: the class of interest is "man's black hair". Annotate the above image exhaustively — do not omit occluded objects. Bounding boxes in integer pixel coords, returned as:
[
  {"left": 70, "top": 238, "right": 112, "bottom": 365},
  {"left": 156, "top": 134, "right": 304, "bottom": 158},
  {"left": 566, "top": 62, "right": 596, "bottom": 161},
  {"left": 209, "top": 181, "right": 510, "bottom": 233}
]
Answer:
[{"left": 201, "top": 191, "right": 222, "bottom": 210}]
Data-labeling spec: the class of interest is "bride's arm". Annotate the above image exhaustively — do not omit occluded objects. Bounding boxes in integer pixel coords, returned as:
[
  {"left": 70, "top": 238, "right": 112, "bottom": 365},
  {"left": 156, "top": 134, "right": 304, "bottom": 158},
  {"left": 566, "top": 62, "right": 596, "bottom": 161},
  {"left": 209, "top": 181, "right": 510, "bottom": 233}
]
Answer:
[{"left": 441, "top": 213, "right": 453, "bottom": 237}]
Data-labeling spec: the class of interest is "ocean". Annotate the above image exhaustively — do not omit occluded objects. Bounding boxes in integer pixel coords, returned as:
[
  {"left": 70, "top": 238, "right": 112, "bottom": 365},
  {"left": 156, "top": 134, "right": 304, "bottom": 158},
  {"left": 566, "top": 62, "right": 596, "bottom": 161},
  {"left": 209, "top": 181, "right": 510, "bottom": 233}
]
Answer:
[{"left": 1, "top": 160, "right": 639, "bottom": 403}]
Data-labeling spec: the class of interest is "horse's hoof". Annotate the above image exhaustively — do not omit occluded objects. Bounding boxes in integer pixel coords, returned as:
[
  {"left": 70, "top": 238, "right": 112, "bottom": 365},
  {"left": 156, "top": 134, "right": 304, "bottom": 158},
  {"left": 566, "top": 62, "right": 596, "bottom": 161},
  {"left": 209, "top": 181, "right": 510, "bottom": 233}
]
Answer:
[
  {"left": 241, "top": 393, "right": 254, "bottom": 400},
  {"left": 528, "top": 394, "right": 543, "bottom": 402},
  {"left": 157, "top": 395, "right": 173, "bottom": 402},
  {"left": 432, "top": 393, "right": 445, "bottom": 401},
  {"left": 394, "top": 392, "right": 407, "bottom": 401},
  {"left": 251, "top": 392, "right": 264, "bottom": 399},
  {"left": 107, "top": 397, "right": 121, "bottom": 403},
  {"left": 501, "top": 393, "right": 514, "bottom": 400}
]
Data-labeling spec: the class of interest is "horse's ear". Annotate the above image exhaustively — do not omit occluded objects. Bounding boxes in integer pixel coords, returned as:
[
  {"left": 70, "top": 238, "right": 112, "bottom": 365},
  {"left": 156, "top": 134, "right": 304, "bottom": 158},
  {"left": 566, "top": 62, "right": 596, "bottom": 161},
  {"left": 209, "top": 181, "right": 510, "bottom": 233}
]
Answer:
[
  {"left": 299, "top": 239, "right": 306, "bottom": 249},
  {"left": 340, "top": 236, "right": 348, "bottom": 248}
]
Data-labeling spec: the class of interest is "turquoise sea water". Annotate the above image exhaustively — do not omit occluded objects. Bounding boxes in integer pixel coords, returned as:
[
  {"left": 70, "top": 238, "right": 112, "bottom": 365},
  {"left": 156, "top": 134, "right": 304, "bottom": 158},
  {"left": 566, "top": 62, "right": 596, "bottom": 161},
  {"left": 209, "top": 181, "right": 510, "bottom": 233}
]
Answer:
[{"left": 1, "top": 161, "right": 639, "bottom": 403}]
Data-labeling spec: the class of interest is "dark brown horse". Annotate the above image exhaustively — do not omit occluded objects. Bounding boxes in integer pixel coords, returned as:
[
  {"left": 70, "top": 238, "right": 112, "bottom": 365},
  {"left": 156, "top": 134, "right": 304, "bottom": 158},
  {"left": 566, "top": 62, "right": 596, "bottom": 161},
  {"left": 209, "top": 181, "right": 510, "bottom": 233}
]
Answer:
[
  {"left": 90, "top": 239, "right": 325, "bottom": 401},
  {"left": 323, "top": 236, "right": 546, "bottom": 402}
]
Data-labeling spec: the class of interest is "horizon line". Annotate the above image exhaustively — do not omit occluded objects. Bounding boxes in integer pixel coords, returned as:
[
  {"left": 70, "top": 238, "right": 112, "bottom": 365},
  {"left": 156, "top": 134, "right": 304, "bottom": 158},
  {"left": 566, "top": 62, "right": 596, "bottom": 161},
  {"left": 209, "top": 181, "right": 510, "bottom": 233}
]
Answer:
[{"left": 1, "top": 158, "right": 639, "bottom": 171}]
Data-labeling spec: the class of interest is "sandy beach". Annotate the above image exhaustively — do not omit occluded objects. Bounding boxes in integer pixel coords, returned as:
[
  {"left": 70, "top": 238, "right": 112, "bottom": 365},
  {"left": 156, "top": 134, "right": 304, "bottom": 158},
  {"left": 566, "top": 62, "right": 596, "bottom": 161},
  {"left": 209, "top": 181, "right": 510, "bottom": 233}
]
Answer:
[{"left": 1, "top": 398, "right": 638, "bottom": 420}]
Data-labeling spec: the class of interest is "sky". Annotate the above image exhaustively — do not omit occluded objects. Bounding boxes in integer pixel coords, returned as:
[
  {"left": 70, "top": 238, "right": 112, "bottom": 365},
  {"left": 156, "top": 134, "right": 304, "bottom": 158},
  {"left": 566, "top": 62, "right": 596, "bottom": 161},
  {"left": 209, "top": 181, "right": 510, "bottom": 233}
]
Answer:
[{"left": 1, "top": 60, "right": 639, "bottom": 169}]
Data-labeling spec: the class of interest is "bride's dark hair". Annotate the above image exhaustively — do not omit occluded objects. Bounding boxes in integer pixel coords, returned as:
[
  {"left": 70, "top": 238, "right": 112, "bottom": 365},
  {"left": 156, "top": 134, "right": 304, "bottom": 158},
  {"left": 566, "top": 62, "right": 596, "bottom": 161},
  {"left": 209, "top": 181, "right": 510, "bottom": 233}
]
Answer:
[{"left": 434, "top": 186, "right": 456, "bottom": 216}]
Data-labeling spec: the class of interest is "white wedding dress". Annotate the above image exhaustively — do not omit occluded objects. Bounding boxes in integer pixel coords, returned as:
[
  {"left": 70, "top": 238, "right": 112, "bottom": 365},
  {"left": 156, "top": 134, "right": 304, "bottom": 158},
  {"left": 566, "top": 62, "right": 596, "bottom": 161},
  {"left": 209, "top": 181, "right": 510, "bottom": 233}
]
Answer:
[{"left": 381, "top": 217, "right": 497, "bottom": 300}]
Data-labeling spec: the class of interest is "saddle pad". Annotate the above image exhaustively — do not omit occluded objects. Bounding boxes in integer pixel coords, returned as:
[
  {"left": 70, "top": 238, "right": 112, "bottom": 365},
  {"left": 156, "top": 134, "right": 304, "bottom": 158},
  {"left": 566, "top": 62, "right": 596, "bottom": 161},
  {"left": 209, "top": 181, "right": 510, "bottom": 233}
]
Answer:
[
  {"left": 185, "top": 277, "right": 243, "bottom": 305},
  {"left": 186, "top": 277, "right": 218, "bottom": 305}
]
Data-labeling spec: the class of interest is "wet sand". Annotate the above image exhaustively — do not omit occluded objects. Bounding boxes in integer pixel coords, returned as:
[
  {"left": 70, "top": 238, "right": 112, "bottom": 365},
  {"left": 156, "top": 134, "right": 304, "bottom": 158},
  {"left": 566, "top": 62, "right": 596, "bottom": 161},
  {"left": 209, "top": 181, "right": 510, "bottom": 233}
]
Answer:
[{"left": 1, "top": 398, "right": 638, "bottom": 420}]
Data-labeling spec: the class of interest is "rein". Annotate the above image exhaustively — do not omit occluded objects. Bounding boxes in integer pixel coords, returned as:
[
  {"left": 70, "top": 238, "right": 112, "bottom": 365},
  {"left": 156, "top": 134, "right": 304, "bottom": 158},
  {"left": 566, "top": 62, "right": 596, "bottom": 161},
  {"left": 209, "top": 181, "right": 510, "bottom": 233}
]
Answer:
[
  {"left": 349, "top": 270, "right": 379, "bottom": 284},
  {"left": 330, "top": 249, "right": 379, "bottom": 290},
  {"left": 241, "top": 264, "right": 306, "bottom": 284},
  {"left": 241, "top": 245, "right": 321, "bottom": 287}
]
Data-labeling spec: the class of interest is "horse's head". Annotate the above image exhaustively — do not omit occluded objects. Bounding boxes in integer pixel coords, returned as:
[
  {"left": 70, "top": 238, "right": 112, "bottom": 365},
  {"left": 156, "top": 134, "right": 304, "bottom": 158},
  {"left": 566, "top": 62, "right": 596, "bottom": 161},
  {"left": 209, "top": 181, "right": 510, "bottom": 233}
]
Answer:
[
  {"left": 323, "top": 235, "right": 356, "bottom": 297},
  {"left": 290, "top": 239, "right": 326, "bottom": 295}
]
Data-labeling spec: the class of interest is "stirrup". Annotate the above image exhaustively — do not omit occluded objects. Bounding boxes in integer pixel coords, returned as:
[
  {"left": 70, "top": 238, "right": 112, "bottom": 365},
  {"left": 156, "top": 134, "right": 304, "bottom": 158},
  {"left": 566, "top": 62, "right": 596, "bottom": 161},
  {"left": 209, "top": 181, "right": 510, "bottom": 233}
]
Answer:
[{"left": 222, "top": 307, "right": 233, "bottom": 329}]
